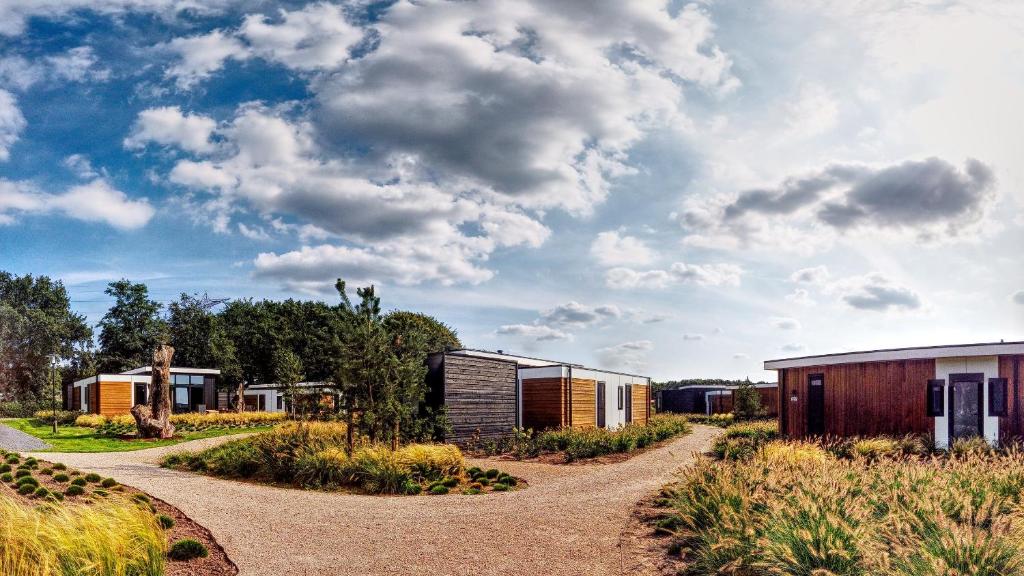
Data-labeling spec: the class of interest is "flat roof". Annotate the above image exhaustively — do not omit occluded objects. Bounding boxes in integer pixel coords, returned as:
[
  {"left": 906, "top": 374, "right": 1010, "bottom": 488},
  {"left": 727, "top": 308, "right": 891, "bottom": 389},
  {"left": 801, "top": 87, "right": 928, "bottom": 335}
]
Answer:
[
  {"left": 121, "top": 366, "right": 221, "bottom": 375},
  {"left": 449, "top": 348, "right": 651, "bottom": 380},
  {"left": 764, "top": 340, "right": 1024, "bottom": 370}
]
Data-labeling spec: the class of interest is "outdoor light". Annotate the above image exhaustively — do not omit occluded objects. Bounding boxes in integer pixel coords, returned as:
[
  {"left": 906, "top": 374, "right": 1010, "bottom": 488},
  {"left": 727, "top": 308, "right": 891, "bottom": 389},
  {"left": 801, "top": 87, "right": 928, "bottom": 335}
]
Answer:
[{"left": 47, "top": 354, "right": 60, "bottom": 434}]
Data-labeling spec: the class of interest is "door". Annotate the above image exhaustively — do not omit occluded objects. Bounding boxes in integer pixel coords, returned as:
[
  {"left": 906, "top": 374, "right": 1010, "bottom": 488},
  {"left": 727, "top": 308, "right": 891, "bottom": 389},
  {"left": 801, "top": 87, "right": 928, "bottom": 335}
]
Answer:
[
  {"left": 949, "top": 374, "right": 984, "bottom": 440},
  {"left": 807, "top": 374, "right": 825, "bottom": 435},
  {"left": 596, "top": 382, "right": 606, "bottom": 428},
  {"left": 625, "top": 385, "right": 633, "bottom": 423}
]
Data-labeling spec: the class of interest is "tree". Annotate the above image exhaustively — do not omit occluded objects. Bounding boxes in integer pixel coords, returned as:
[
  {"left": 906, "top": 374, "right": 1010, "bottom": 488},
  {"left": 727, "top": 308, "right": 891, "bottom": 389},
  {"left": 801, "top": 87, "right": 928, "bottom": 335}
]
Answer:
[
  {"left": 334, "top": 280, "right": 429, "bottom": 451},
  {"left": 382, "top": 311, "right": 461, "bottom": 356},
  {"left": 168, "top": 293, "right": 242, "bottom": 408},
  {"left": 733, "top": 378, "right": 763, "bottom": 420},
  {"left": 131, "top": 344, "right": 176, "bottom": 439},
  {"left": 271, "top": 348, "right": 304, "bottom": 418},
  {"left": 97, "top": 280, "right": 166, "bottom": 373},
  {"left": 0, "top": 272, "right": 92, "bottom": 404}
]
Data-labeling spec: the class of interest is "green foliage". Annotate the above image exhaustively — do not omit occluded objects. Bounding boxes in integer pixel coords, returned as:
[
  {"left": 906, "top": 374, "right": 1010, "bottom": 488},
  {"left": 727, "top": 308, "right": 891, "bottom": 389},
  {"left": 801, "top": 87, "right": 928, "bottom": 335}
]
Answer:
[
  {"left": 70, "top": 477, "right": 87, "bottom": 487},
  {"left": 157, "top": 514, "right": 175, "bottom": 529},
  {"left": 16, "top": 475, "right": 38, "bottom": 487},
  {"left": 491, "top": 483, "right": 509, "bottom": 492},
  {"left": 53, "top": 473, "right": 69, "bottom": 483},
  {"left": 96, "top": 279, "right": 166, "bottom": 373},
  {"left": 0, "top": 473, "right": 12, "bottom": 483},
  {"left": 17, "top": 483, "right": 35, "bottom": 495},
  {"left": 101, "top": 477, "right": 117, "bottom": 488},
  {"left": 732, "top": 380, "right": 763, "bottom": 420},
  {"left": 168, "top": 293, "right": 241, "bottom": 391},
  {"left": 271, "top": 347, "right": 304, "bottom": 416},
  {"left": 64, "top": 485, "right": 85, "bottom": 497},
  {"left": 32, "top": 410, "right": 82, "bottom": 425},
  {"left": 14, "top": 469, "right": 30, "bottom": 478},
  {"left": 84, "top": 473, "right": 101, "bottom": 483},
  {"left": 168, "top": 539, "right": 209, "bottom": 561},
  {"left": 52, "top": 462, "right": 66, "bottom": 471},
  {"left": 32, "top": 486, "right": 49, "bottom": 498},
  {"left": 5, "top": 455, "right": 18, "bottom": 464},
  {"left": 0, "top": 464, "right": 9, "bottom": 474},
  {"left": 429, "top": 484, "right": 449, "bottom": 495}
]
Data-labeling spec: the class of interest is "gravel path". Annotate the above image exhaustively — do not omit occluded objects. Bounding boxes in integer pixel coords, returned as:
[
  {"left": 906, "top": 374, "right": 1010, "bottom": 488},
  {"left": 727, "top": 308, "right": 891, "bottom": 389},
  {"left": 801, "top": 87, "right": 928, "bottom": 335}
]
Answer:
[
  {"left": 30, "top": 425, "right": 722, "bottom": 576},
  {"left": 0, "top": 421, "right": 50, "bottom": 451}
]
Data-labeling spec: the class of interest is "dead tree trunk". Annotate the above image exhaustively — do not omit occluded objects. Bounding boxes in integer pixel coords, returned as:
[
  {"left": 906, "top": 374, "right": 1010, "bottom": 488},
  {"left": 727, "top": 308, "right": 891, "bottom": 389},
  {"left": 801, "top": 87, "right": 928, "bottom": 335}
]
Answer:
[
  {"left": 236, "top": 381, "right": 246, "bottom": 413},
  {"left": 131, "top": 345, "right": 176, "bottom": 439}
]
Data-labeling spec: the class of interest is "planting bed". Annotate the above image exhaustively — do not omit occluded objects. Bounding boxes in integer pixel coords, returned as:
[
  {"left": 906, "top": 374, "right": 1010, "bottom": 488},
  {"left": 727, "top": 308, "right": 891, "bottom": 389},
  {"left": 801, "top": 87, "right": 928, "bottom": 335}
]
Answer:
[{"left": 0, "top": 448, "right": 237, "bottom": 576}]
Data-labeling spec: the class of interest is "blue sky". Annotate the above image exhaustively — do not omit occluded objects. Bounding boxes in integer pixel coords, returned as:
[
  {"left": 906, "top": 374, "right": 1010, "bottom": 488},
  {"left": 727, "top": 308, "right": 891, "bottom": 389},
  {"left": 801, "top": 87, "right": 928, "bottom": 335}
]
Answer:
[{"left": 1, "top": 1, "right": 1023, "bottom": 381}]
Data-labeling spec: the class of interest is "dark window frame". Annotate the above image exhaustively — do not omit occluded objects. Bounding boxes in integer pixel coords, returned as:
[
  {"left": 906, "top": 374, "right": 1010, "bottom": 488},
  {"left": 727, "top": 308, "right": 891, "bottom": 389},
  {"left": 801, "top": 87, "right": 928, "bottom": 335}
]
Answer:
[
  {"left": 806, "top": 373, "right": 825, "bottom": 436},
  {"left": 948, "top": 373, "right": 985, "bottom": 442},
  {"left": 616, "top": 385, "right": 623, "bottom": 410},
  {"left": 989, "top": 377, "right": 1009, "bottom": 417},
  {"left": 926, "top": 379, "right": 945, "bottom": 417}
]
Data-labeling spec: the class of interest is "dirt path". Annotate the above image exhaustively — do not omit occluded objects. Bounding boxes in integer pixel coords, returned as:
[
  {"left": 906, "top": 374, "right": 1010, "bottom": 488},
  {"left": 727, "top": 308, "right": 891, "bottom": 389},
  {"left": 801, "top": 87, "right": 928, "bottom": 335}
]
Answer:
[{"left": 30, "top": 425, "right": 721, "bottom": 576}]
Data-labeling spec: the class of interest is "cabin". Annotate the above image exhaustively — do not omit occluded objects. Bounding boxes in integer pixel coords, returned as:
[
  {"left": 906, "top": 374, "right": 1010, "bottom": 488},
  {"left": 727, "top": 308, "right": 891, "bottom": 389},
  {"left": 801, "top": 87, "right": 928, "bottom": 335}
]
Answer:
[
  {"left": 657, "top": 383, "right": 779, "bottom": 416},
  {"left": 427, "top": 349, "right": 652, "bottom": 443},
  {"left": 764, "top": 341, "right": 1024, "bottom": 448},
  {"left": 70, "top": 366, "right": 220, "bottom": 417},
  {"left": 229, "top": 381, "right": 339, "bottom": 414}
]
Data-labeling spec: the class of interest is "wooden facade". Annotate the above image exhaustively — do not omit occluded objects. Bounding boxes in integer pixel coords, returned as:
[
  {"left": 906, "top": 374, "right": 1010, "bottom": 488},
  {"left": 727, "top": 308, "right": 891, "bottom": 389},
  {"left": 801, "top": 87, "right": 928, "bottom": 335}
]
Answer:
[
  {"left": 98, "top": 380, "right": 133, "bottom": 417},
  {"left": 521, "top": 377, "right": 568, "bottom": 430},
  {"left": 631, "top": 384, "right": 650, "bottom": 425},
  {"left": 775, "top": 355, "right": 1024, "bottom": 441},
  {"left": 426, "top": 352, "right": 519, "bottom": 443},
  {"left": 520, "top": 373, "right": 650, "bottom": 430},
  {"left": 571, "top": 378, "right": 597, "bottom": 428}
]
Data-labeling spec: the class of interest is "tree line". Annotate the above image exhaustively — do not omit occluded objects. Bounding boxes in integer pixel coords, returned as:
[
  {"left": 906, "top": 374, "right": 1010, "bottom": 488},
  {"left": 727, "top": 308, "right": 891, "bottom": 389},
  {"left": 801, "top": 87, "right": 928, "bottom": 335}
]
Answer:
[{"left": 0, "top": 271, "right": 461, "bottom": 446}]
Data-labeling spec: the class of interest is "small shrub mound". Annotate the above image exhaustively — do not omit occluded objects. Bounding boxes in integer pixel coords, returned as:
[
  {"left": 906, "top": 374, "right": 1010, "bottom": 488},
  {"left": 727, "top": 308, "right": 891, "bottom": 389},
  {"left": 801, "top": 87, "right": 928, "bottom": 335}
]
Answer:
[
  {"left": 84, "top": 473, "right": 102, "bottom": 483},
  {"left": 157, "top": 514, "right": 176, "bottom": 529},
  {"left": 70, "top": 477, "right": 87, "bottom": 487},
  {"left": 0, "top": 473, "right": 11, "bottom": 483},
  {"left": 64, "top": 485, "right": 85, "bottom": 497},
  {"left": 101, "top": 477, "right": 118, "bottom": 488},
  {"left": 52, "top": 473, "right": 69, "bottom": 483},
  {"left": 168, "top": 538, "right": 209, "bottom": 561}
]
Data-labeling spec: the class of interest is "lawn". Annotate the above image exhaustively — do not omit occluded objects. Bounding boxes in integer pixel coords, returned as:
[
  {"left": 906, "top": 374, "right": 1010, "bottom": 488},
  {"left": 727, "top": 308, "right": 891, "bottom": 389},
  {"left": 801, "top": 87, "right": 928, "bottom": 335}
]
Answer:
[{"left": 2, "top": 418, "right": 274, "bottom": 453}]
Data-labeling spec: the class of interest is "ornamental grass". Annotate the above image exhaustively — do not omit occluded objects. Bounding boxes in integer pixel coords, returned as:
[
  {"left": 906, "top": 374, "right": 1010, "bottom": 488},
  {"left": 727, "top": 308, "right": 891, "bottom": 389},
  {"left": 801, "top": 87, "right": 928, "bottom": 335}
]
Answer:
[{"left": 660, "top": 439, "right": 1024, "bottom": 575}]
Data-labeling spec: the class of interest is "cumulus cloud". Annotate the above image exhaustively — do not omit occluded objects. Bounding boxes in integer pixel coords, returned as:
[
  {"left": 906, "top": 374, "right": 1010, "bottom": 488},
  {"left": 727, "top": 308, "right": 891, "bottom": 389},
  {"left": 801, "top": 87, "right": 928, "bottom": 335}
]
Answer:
[
  {"left": 496, "top": 324, "right": 571, "bottom": 342},
  {"left": 239, "top": 2, "right": 364, "bottom": 70},
  {"left": 539, "top": 301, "right": 621, "bottom": 329},
  {"left": 681, "top": 158, "right": 997, "bottom": 251},
  {"left": 597, "top": 340, "right": 653, "bottom": 372},
  {"left": 605, "top": 262, "right": 742, "bottom": 289},
  {"left": 0, "top": 90, "right": 25, "bottom": 161},
  {"left": 0, "top": 178, "right": 153, "bottom": 229},
  {"left": 590, "top": 230, "right": 656, "bottom": 267},
  {"left": 124, "top": 106, "right": 217, "bottom": 154},
  {"left": 840, "top": 274, "right": 922, "bottom": 312},
  {"left": 162, "top": 30, "right": 249, "bottom": 89},
  {"left": 785, "top": 288, "right": 815, "bottom": 306},
  {"left": 1014, "top": 291, "right": 1024, "bottom": 306},
  {"left": 773, "top": 317, "right": 801, "bottom": 330},
  {"left": 0, "top": 0, "right": 236, "bottom": 37},
  {"left": 63, "top": 154, "right": 100, "bottom": 179},
  {"left": 781, "top": 343, "right": 806, "bottom": 353},
  {"left": 791, "top": 265, "right": 830, "bottom": 285},
  {"left": 46, "top": 46, "right": 110, "bottom": 82}
]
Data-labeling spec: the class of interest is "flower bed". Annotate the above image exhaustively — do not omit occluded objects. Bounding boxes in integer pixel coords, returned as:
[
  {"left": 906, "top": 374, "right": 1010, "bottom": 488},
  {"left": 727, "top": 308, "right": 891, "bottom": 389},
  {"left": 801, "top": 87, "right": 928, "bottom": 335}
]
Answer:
[
  {"left": 161, "top": 422, "right": 522, "bottom": 496},
  {"left": 74, "top": 411, "right": 287, "bottom": 435},
  {"left": 0, "top": 448, "right": 236, "bottom": 576},
  {"left": 474, "top": 413, "right": 693, "bottom": 462},
  {"left": 650, "top": 429, "right": 1024, "bottom": 574}
]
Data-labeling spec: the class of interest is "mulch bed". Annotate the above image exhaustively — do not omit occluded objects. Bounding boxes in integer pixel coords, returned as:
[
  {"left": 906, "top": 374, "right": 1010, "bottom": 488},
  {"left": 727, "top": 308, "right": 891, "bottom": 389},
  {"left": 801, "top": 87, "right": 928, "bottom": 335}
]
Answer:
[
  {"left": 617, "top": 493, "right": 684, "bottom": 576},
  {"left": 0, "top": 455, "right": 237, "bottom": 576},
  {"left": 466, "top": 435, "right": 682, "bottom": 465}
]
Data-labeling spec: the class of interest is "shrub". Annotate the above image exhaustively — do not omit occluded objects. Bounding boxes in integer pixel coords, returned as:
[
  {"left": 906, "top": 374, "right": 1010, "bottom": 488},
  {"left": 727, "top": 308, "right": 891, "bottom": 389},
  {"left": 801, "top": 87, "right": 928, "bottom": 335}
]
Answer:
[
  {"left": 16, "top": 475, "right": 38, "bottom": 487},
  {"left": 0, "top": 491, "right": 165, "bottom": 574},
  {"left": 84, "top": 473, "right": 102, "bottom": 483},
  {"left": 14, "top": 469, "right": 30, "bottom": 478},
  {"left": 0, "top": 463, "right": 9, "bottom": 473},
  {"left": 32, "top": 486, "right": 49, "bottom": 498},
  {"left": 491, "top": 483, "right": 509, "bottom": 492},
  {"left": 17, "top": 483, "right": 35, "bottom": 495},
  {"left": 477, "top": 477, "right": 489, "bottom": 487},
  {"left": 348, "top": 447, "right": 412, "bottom": 495},
  {"left": 463, "top": 488, "right": 481, "bottom": 495},
  {"left": 53, "top": 473, "right": 69, "bottom": 483},
  {"left": 395, "top": 443, "right": 463, "bottom": 482},
  {"left": 132, "top": 494, "right": 151, "bottom": 504},
  {"left": 77, "top": 411, "right": 287, "bottom": 434},
  {"left": 52, "top": 462, "right": 66, "bottom": 471},
  {"left": 40, "top": 467, "right": 53, "bottom": 475},
  {"left": 71, "top": 477, "right": 87, "bottom": 487},
  {"left": 32, "top": 409, "right": 83, "bottom": 425},
  {"left": 485, "top": 468, "right": 499, "bottom": 479},
  {"left": 5, "top": 455, "right": 18, "bottom": 464},
  {"left": 64, "top": 485, "right": 85, "bottom": 497},
  {"left": 168, "top": 538, "right": 209, "bottom": 561},
  {"left": 74, "top": 413, "right": 108, "bottom": 428},
  {"left": 0, "top": 473, "right": 11, "bottom": 483},
  {"left": 157, "top": 514, "right": 176, "bottom": 529},
  {"left": 294, "top": 447, "right": 349, "bottom": 488},
  {"left": 951, "top": 436, "right": 992, "bottom": 457},
  {"left": 101, "top": 477, "right": 118, "bottom": 488},
  {"left": 852, "top": 437, "right": 899, "bottom": 460},
  {"left": 684, "top": 413, "right": 735, "bottom": 427},
  {"left": 404, "top": 481, "right": 422, "bottom": 495},
  {"left": 429, "top": 484, "right": 449, "bottom": 495}
]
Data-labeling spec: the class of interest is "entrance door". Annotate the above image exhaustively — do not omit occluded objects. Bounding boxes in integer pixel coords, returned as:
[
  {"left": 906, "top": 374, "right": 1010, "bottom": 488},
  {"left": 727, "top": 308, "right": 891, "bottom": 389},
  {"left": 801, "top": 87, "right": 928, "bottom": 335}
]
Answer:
[
  {"left": 807, "top": 374, "right": 825, "bottom": 435},
  {"left": 596, "top": 383, "right": 606, "bottom": 428},
  {"left": 949, "top": 375, "right": 984, "bottom": 440},
  {"left": 625, "top": 385, "right": 633, "bottom": 423}
]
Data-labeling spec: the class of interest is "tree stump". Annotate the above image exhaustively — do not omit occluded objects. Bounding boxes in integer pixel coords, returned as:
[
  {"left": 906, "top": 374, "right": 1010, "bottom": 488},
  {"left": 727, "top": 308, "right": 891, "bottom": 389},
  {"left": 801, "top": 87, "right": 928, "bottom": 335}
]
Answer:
[{"left": 131, "top": 344, "right": 176, "bottom": 439}]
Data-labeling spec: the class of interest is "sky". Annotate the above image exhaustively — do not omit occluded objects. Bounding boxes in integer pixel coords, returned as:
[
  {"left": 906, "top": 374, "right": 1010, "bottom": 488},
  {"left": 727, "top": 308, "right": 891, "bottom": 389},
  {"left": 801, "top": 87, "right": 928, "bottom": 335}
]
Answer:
[{"left": 1, "top": 0, "right": 1023, "bottom": 381}]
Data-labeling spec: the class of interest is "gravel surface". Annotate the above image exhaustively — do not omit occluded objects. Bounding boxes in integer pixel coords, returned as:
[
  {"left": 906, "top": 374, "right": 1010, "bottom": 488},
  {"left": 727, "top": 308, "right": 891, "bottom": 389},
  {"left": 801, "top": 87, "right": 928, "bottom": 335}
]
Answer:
[
  {"left": 0, "top": 421, "right": 50, "bottom": 451},
  {"left": 29, "top": 425, "right": 722, "bottom": 576}
]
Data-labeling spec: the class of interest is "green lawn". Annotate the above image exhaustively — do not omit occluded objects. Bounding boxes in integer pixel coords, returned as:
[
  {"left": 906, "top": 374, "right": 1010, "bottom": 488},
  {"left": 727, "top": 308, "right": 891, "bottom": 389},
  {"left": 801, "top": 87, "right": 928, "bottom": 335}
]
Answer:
[{"left": 1, "top": 418, "right": 273, "bottom": 453}]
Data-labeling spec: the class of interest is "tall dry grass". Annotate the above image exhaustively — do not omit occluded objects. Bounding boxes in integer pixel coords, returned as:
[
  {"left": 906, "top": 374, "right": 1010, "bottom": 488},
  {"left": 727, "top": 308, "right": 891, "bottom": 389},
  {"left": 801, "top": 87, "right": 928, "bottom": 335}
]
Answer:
[
  {"left": 0, "top": 493, "right": 165, "bottom": 576},
  {"left": 75, "top": 411, "right": 287, "bottom": 433},
  {"left": 662, "top": 440, "right": 1024, "bottom": 575}
]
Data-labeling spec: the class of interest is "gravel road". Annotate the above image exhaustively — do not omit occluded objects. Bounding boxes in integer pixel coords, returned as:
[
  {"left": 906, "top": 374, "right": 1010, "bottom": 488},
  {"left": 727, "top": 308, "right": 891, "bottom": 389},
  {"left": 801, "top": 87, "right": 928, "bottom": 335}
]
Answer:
[
  {"left": 0, "top": 421, "right": 50, "bottom": 451},
  {"left": 30, "top": 425, "right": 721, "bottom": 576}
]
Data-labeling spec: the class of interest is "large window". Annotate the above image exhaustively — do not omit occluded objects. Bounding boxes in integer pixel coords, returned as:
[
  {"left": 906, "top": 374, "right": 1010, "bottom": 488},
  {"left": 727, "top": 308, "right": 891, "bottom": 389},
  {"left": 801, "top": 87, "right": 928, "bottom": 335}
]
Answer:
[{"left": 171, "top": 374, "right": 207, "bottom": 413}]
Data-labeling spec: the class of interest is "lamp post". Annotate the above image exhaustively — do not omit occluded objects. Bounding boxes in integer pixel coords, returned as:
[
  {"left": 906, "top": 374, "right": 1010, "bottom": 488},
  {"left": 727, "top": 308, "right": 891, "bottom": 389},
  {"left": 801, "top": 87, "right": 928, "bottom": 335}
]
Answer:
[{"left": 47, "top": 354, "right": 59, "bottom": 434}]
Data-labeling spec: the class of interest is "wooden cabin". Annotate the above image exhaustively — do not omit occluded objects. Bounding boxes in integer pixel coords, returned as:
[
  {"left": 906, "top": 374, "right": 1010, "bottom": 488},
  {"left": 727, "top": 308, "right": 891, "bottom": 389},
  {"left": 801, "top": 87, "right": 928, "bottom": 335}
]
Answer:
[
  {"left": 70, "top": 366, "right": 220, "bottom": 417},
  {"left": 658, "top": 383, "right": 779, "bottom": 417},
  {"left": 764, "top": 341, "right": 1024, "bottom": 448},
  {"left": 426, "top": 351, "right": 519, "bottom": 443}
]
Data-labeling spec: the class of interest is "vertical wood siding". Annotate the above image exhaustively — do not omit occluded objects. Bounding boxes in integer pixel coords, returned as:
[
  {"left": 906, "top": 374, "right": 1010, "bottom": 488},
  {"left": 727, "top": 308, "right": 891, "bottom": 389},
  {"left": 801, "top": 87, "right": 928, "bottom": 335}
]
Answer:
[
  {"left": 631, "top": 384, "right": 650, "bottom": 425},
  {"left": 779, "top": 359, "right": 936, "bottom": 438},
  {"left": 88, "top": 384, "right": 98, "bottom": 414},
  {"left": 999, "top": 355, "right": 1024, "bottom": 441},
  {"left": 99, "top": 381, "right": 132, "bottom": 416},
  {"left": 709, "top": 394, "right": 733, "bottom": 414},
  {"left": 522, "top": 377, "right": 567, "bottom": 430},
  {"left": 571, "top": 378, "right": 597, "bottom": 428},
  {"left": 441, "top": 354, "right": 518, "bottom": 443},
  {"left": 71, "top": 386, "right": 81, "bottom": 411},
  {"left": 757, "top": 387, "right": 779, "bottom": 417}
]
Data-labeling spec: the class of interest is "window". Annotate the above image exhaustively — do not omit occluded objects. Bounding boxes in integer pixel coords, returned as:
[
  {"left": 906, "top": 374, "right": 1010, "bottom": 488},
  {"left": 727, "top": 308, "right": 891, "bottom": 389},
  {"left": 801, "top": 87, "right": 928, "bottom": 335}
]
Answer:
[
  {"left": 174, "top": 387, "right": 189, "bottom": 411},
  {"left": 134, "top": 383, "right": 147, "bottom": 406},
  {"left": 926, "top": 379, "right": 945, "bottom": 417},
  {"left": 617, "top": 385, "right": 624, "bottom": 410},
  {"left": 276, "top": 396, "right": 283, "bottom": 410},
  {"left": 989, "top": 378, "right": 1009, "bottom": 417}
]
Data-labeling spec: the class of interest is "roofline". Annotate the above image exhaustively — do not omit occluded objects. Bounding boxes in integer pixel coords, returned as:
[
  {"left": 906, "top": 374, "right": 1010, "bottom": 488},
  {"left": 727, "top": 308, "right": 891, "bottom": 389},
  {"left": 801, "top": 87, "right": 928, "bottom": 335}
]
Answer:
[
  {"left": 449, "top": 348, "right": 651, "bottom": 380},
  {"left": 765, "top": 340, "right": 1024, "bottom": 370},
  {"left": 121, "top": 366, "right": 221, "bottom": 375}
]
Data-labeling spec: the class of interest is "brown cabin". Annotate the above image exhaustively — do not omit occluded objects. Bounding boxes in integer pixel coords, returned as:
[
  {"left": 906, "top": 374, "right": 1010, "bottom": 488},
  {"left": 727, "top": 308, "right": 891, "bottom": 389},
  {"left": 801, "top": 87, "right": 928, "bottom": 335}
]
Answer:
[
  {"left": 70, "top": 366, "right": 220, "bottom": 417},
  {"left": 764, "top": 341, "right": 1024, "bottom": 448}
]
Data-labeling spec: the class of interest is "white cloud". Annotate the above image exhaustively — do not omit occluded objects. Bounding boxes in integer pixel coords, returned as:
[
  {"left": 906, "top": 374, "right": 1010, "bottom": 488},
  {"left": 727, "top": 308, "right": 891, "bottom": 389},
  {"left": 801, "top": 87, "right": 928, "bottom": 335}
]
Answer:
[
  {"left": 240, "top": 2, "right": 364, "bottom": 70},
  {"left": 772, "top": 317, "right": 801, "bottom": 330},
  {"left": 1013, "top": 291, "right": 1024, "bottom": 306},
  {"left": 63, "top": 154, "right": 100, "bottom": 179},
  {"left": 838, "top": 273, "right": 922, "bottom": 312},
  {"left": 539, "top": 301, "right": 621, "bottom": 328},
  {"left": 791, "top": 265, "right": 830, "bottom": 285},
  {"left": 0, "top": 90, "right": 25, "bottom": 161},
  {"left": 605, "top": 262, "right": 742, "bottom": 290},
  {"left": 496, "top": 324, "right": 571, "bottom": 342},
  {"left": 781, "top": 343, "right": 806, "bottom": 353},
  {"left": 0, "top": 1, "right": 236, "bottom": 37},
  {"left": 237, "top": 222, "right": 270, "bottom": 241},
  {"left": 124, "top": 106, "right": 217, "bottom": 154},
  {"left": 784, "top": 83, "right": 839, "bottom": 139},
  {"left": 46, "top": 46, "right": 110, "bottom": 82},
  {"left": 590, "top": 230, "right": 655, "bottom": 267},
  {"left": 597, "top": 340, "right": 653, "bottom": 372},
  {"left": 785, "top": 288, "right": 815, "bottom": 306},
  {"left": 162, "top": 29, "right": 249, "bottom": 90},
  {"left": 0, "top": 178, "right": 153, "bottom": 230},
  {"left": 0, "top": 56, "right": 43, "bottom": 90},
  {"left": 682, "top": 333, "right": 705, "bottom": 341}
]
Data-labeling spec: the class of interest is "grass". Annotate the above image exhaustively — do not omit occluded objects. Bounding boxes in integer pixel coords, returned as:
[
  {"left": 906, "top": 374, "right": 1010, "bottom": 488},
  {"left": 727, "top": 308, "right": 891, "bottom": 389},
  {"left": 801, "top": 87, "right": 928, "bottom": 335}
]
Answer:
[
  {"left": 0, "top": 491, "right": 165, "bottom": 576},
  {"left": 656, "top": 431, "right": 1024, "bottom": 575},
  {"left": 2, "top": 418, "right": 274, "bottom": 453}
]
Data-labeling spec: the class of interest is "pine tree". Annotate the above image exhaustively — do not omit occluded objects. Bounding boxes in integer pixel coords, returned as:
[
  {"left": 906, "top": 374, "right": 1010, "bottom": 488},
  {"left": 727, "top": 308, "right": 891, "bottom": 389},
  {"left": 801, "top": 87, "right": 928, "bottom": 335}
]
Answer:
[{"left": 733, "top": 378, "right": 763, "bottom": 420}]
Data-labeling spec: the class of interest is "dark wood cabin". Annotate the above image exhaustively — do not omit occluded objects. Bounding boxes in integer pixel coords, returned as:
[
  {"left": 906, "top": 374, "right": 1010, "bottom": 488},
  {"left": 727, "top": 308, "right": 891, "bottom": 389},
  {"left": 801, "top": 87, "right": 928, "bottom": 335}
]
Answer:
[{"left": 426, "top": 352, "right": 519, "bottom": 443}]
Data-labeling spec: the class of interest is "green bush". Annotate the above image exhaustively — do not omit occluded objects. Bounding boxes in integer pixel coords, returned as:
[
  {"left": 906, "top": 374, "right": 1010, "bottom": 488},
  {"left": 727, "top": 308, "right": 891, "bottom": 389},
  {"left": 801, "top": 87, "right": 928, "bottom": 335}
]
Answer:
[
  {"left": 0, "top": 473, "right": 11, "bottom": 483},
  {"left": 40, "top": 467, "right": 52, "bottom": 476},
  {"left": 14, "top": 469, "right": 30, "bottom": 478},
  {"left": 491, "top": 483, "right": 509, "bottom": 492},
  {"left": 404, "top": 481, "right": 422, "bottom": 495},
  {"left": 463, "top": 487, "right": 481, "bottom": 495},
  {"left": 168, "top": 538, "right": 209, "bottom": 561},
  {"left": 70, "top": 478, "right": 87, "bottom": 487},
  {"left": 51, "top": 463, "right": 66, "bottom": 471},
  {"left": 157, "top": 514, "right": 175, "bottom": 529},
  {"left": 32, "top": 487, "right": 49, "bottom": 499},
  {"left": 100, "top": 478, "right": 117, "bottom": 488},
  {"left": 52, "top": 473, "right": 69, "bottom": 483},
  {"left": 5, "top": 455, "right": 19, "bottom": 464},
  {"left": 131, "top": 494, "right": 151, "bottom": 504},
  {"left": 429, "top": 484, "right": 449, "bottom": 495},
  {"left": 64, "top": 485, "right": 85, "bottom": 497},
  {"left": 17, "top": 483, "right": 35, "bottom": 495},
  {"left": 485, "top": 468, "right": 499, "bottom": 479},
  {"left": 84, "top": 473, "right": 101, "bottom": 483},
  {"left": 31, "top": 410, "right": 83, "bottom": 426},
  {"left": 16, "top": 476, "right": 38, "bottom": 488},
  {"left": 0, "top": 464, "right": 10, "bottom": 474}
]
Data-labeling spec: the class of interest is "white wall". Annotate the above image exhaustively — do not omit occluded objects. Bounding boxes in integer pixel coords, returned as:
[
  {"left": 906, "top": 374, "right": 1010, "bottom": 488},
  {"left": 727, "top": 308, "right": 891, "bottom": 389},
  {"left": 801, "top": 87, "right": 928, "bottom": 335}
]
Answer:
[{"left": 934, "top": 356, "right": 998, "bottom": 448}]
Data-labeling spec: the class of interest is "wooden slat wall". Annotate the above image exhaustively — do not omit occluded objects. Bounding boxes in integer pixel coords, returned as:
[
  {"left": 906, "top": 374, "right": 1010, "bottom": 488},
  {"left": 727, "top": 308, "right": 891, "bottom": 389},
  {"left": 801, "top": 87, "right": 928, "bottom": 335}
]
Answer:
[
  {"left": 442, "top": 355, "right": 518, "bottom": 442},
  {"left": 709, "top": 394, "right": 733, "bottom": 415},
  {"left": 88, "top": 384, "right": 98, "bottom": 415},
  {"left": 522, "top": 377, "right": 567, "bottom": 430},
  {"left": 571, "top": 378, "right": 597, "bottom": 428},
  {"left": 757, "top": 387, "right": 779, "bottom": 417},
  {"left": 631, "top": 384, "right": 649, "bottom": 425},
  {"left": 780, "top": 359, "right": 935, "bottom": 438},
  {"left": 999, "top": 355, "right": 1024, "bottom": 441},
  {"left": 71, "top": 386, "right": 81, "bottom": 411},
  {"left": 99, "top": 381, "right": 132, "bottom": 417}
]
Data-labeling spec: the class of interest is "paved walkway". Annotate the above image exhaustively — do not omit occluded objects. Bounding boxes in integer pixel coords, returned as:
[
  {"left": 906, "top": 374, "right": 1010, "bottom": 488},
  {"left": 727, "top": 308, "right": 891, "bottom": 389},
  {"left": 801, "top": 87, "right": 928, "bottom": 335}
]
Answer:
[
  {"left": 30, "top": 425, "right": 721, "bottom": 576},
  {"left": 0, "top": 421, "right": 50, "bottom": 451}
]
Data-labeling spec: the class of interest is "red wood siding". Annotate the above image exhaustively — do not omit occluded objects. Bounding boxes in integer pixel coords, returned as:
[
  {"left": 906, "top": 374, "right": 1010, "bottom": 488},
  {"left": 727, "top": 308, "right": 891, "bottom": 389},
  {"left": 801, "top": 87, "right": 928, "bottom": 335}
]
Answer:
[
  {"left": 778, "top": 359, "right": 936, "bottom": 438},
  {"left": 999, "top": 355, "right": 1024, "bottom": 441},
  {"left": 709, "top": 393, "right": 733, "bottom": 415},
  {"left": 522, "top": 377, "right": 567, "bottom": 430}
]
